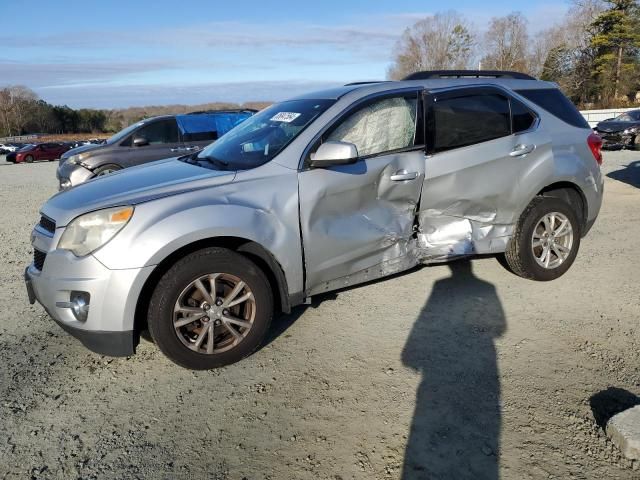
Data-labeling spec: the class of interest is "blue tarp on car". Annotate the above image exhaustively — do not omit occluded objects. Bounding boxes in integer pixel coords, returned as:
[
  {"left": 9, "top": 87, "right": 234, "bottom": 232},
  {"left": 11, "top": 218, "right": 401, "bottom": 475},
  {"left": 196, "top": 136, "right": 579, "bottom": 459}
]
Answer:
[{"left": 176, "top": 112, "right": 254, "bottom": 142}]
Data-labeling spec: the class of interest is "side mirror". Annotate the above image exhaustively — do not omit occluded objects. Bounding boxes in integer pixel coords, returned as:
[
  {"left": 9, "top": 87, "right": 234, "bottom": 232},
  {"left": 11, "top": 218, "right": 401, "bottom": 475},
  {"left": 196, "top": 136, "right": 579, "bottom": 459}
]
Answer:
[
  {"left": 133, "top": 136, "right": 149, "bottom": 147},
  {"left": 309, "top": 141, "right": 358, "bottom": 168}
]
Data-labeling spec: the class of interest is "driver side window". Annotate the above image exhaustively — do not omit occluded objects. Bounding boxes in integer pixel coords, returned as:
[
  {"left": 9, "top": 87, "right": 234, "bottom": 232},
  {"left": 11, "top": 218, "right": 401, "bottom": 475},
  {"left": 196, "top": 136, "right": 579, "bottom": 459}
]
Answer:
[
  {"left": 326, "top": 95, "right": 418, "bottom": 158},
  {"left": 134, "top": 119, "right": 180, "bottom": 145}
]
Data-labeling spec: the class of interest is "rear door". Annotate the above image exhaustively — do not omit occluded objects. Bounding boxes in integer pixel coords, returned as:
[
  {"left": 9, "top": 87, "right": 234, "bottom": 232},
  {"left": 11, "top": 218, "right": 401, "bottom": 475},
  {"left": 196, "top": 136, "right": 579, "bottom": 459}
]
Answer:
[
  {"left": 418, "top": 86, "right": 550, "bottom": 258},
  {"left": 115, "top": 118, "right": 183, "bottom": 168},
  {"left": 298, "top": 90, "right": 426, "bottom": 294}
]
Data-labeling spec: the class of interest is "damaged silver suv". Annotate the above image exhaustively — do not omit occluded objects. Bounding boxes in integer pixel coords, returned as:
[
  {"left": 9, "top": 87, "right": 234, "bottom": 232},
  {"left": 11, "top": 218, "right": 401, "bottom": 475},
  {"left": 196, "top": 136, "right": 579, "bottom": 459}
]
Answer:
[{"left": 26, "top": 71, "right": 604, "bottom": 369}]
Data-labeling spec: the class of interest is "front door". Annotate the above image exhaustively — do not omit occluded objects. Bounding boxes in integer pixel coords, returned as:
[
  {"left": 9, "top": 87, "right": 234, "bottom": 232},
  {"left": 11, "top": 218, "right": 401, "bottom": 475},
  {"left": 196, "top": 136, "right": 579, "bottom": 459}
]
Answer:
[
  {"left": 117, "top": 117, "right": 184, "bottom": 168},
  {"left": 298, "top": 91, "right": 426, "bottom": 295}
]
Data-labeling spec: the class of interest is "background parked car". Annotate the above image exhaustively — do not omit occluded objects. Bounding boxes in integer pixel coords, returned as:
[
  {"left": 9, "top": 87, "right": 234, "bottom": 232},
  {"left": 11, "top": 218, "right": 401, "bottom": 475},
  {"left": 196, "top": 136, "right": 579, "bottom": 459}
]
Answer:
[
  {"left": 6, "top": 143, "right": 71, "bottom": 163},
  {"left": 57, "top": 110, "right": 255, "bottom": 189},
  {"left": 593, "top": 109, "right": 640, "bottom": 150},
  {"left": 0, "top": 143, "right": 20, "bottom": 154}
]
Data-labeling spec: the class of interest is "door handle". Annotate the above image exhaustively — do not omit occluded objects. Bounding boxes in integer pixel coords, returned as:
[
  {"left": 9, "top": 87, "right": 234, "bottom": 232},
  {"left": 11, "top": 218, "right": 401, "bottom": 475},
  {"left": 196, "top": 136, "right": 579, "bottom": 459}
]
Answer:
[
  {"left": 390, "top": 170, "right": 419, "bottom": 181},
  {"left": 509, "top": 144, "right": 535, "bottom": 157}
]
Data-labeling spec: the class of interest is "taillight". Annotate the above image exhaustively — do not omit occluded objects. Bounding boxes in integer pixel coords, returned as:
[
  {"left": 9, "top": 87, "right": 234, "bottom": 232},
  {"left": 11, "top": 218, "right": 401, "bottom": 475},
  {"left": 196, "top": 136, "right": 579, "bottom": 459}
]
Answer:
[{"left": 588, "top": 133, "right": 603, "bottom": 166}]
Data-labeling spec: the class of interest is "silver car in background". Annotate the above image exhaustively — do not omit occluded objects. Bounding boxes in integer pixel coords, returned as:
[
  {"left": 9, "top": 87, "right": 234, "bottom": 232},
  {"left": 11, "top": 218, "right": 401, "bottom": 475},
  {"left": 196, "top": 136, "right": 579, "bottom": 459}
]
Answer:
[{"left": 26, "top": 70, "right": 604, "bottom": 369}]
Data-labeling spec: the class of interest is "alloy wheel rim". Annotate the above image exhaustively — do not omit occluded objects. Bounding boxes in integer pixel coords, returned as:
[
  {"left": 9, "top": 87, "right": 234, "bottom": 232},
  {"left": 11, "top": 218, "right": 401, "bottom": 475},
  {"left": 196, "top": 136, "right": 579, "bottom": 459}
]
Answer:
[
  {"left": 173, "top": 273, "right": 255, "bottom": 354},
  {"left": 97, "top": 168, "right": 115, "bottom": 176},
  {"left": 531, "top": 212, "right": 574, "bottom": 269}
]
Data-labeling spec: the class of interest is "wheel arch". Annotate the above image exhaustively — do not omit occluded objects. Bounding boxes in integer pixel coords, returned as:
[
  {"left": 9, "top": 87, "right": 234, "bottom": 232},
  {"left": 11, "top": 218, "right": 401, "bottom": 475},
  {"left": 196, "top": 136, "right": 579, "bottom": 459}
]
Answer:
[
  {"left": 536, "top": 181, "right": 587, "bottom": 234},
  {"left": 133, "top": 236, "right": 292, "bottom": 336}
]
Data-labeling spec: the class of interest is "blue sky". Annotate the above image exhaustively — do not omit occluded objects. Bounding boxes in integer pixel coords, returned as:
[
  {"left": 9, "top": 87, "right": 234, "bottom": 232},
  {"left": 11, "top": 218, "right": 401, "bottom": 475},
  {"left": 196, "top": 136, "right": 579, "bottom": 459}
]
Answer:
[{"left": 0, "top": 0, "right": 568, "bottom": 108}]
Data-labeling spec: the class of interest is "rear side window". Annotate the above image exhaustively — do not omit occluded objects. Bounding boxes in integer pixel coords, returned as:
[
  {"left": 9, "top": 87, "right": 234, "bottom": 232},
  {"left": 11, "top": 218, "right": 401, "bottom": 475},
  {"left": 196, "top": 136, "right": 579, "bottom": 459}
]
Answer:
[
  {"left": 433, "top": 94, "right": 510, "bottom": 152},
  {"left": 515, "top": 88, "right": 589, "bottom": 129}
]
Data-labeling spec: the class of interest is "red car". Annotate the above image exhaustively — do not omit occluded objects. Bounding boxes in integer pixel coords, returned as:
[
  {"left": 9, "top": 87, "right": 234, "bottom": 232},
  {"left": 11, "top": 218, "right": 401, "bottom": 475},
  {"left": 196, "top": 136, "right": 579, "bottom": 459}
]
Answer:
[{"left": 7, "top": 143, "right": 71, "bottom": 163}]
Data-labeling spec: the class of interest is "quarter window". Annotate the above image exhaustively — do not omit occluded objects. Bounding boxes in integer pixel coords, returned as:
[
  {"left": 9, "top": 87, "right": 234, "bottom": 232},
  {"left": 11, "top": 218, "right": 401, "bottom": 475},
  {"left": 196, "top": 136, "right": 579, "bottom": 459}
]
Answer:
[
  {"left": 511, "top": 99, "right": 536, "bottom": 133},
  {"left": 326, "top": 95, "right": 418, "bottom": 157},
  {"left": 432, "top": 94, "right": 510, "bottom": 152}
]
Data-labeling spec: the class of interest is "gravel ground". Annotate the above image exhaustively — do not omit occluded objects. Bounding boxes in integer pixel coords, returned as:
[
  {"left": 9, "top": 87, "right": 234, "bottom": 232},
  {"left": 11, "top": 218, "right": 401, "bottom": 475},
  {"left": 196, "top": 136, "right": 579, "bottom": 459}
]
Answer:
[{"left": 0, "top": 152, "right": 638, "bottom": 480}]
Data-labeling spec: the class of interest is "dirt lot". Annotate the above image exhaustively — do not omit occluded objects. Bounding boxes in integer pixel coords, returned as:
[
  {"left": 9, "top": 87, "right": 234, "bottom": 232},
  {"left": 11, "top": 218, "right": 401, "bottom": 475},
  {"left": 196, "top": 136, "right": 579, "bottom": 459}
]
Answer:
[{"left": 0, "top": 152, "right": 638, "bottom": 479}]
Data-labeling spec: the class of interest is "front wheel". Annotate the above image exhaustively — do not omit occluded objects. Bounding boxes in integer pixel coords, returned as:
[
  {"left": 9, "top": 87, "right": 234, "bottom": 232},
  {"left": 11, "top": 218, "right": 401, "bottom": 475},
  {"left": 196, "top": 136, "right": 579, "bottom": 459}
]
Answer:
[
  {"left": 504, "top": 197, "right": 581, "bottom": 281},
  {"left": 147, "top": 247, "right": 273, "bottom": 369},
  {"left": 93, "top": 164, "right": 122, "bottom": 176},
  {"left": 25, "top": 155, "right": 34, "bottom": 163}
]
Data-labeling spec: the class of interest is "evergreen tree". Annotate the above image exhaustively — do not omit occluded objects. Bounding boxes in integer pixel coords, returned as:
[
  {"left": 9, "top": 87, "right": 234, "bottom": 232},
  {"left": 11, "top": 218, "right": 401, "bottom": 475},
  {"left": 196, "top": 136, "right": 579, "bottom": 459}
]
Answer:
[{"left": 590, "top": 0, "right": 640, "bottom": 102}]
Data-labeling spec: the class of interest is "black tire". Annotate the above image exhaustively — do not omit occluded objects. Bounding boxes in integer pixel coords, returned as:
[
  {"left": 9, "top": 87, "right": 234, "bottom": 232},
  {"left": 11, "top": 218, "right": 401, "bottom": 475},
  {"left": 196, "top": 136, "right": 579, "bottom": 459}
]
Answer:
[
  {"left": 93, "top": 164, "right": 122, "bottom": 176},
  {"left": 25, "top": 155, "right": 34, "bottom": 163},
  {"left": 504, "top": 196, "right": 581, "bottom": 281},
  {"left": 147, "top": 247, "right": 273, "bottom": 369},
  {"left": 632, "top": 134, "right": 640, "bottom": 151}
]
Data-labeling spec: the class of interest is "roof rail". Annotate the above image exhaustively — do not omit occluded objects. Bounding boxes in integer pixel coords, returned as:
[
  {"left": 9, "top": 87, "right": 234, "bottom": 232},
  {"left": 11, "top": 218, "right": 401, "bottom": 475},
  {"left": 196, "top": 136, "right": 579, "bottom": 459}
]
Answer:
[
  {"left": 403, "top": 70, "right": 536, "bottom": 81},
  {"left": 344, "top": 81, "right": 390, "bottom": 86}
]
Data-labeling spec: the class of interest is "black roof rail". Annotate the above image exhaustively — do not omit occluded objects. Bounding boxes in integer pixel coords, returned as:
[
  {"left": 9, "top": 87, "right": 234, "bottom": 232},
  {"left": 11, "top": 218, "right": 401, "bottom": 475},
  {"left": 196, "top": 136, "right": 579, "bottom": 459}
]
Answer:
[
  {"left": 403, "top": 70, "right": 536, "bottom": 81},
  {"left": 344, "top": 81, "right": 390, "bottom": 86}
]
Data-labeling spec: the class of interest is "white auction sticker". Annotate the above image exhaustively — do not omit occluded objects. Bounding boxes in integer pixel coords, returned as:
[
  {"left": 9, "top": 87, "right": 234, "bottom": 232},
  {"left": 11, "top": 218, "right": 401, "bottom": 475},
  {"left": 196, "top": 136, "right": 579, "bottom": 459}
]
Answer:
[{"left": 270, "top": 112, "right": 301, "bottom": 123}]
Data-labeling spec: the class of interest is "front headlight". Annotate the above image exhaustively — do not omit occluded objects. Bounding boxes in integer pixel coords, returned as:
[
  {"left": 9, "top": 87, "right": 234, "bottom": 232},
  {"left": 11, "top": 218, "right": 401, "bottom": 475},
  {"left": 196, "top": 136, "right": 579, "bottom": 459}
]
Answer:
[
  {"left": 58, "top": 206, "right": 134, "bottom": 257},
  {"left": 66, "top": 153, "right": 90, "bottom": 165},
  {"left": 623, "top": 127, "right": 638, "bottom": 135}
]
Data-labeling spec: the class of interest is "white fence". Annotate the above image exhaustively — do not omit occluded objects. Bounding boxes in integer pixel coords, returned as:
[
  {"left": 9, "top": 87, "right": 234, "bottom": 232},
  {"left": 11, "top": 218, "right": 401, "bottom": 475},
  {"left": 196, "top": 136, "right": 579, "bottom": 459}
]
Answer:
[{"left": 580, "top": 108, "right": 635, "bottom": 128}]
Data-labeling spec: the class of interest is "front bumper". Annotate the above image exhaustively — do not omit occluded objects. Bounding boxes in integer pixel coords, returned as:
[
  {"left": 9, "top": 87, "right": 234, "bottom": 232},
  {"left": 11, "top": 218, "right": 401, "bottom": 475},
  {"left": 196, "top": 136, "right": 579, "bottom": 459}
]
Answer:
[
  {"left": 56, "top": 161, "right": 94, "bottom": 190},
  {"left": 26, "top": 228, "right": 154, "bottom": 356},
  {"left": 598, "top": 131, "right": 637, "bottom": 150}
]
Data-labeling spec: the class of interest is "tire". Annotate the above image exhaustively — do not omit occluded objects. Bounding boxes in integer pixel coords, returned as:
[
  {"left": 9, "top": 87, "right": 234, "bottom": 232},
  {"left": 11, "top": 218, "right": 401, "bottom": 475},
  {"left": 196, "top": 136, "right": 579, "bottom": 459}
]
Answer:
[
  {"left": 632, "top": 134, "right": 640, "bottom": 151},
  {"left": 504, "top": 196, "right": 581, "bottom": 281},
  {"left": 25, "top": 155, "right": 34, "bottom": 163},
  {"left": 93, "top": 164, "right": 122, "bottom": 176},
  {"left": 147, "top": 247, "right": 273, "bottom": 369}
]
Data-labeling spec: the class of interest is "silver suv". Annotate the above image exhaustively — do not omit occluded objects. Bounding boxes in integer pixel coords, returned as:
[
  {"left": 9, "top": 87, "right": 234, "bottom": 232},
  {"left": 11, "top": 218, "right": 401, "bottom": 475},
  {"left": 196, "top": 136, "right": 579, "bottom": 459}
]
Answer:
[{"left": 25, "top": 71, "right": 604, "bottom": 369}]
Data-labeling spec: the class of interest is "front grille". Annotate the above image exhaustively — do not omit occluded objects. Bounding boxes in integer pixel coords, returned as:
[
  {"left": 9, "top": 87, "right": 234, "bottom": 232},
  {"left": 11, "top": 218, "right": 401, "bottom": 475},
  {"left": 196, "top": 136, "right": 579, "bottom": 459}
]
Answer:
[
  {"left": 39, "top": 215, "right": 56, "bottom": 234},
  {"left": 33, "top": 249, "right": 47, "bottom": 271}
]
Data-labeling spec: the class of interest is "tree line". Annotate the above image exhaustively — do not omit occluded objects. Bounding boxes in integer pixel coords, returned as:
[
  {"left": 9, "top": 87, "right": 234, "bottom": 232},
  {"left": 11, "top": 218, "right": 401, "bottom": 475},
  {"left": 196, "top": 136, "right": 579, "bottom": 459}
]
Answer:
[
  {"left": 388, "top": 0, "right": 640, "bottom": 108},
  {"left": 0, "top": 85, "right": 269, "bottom": 138}
]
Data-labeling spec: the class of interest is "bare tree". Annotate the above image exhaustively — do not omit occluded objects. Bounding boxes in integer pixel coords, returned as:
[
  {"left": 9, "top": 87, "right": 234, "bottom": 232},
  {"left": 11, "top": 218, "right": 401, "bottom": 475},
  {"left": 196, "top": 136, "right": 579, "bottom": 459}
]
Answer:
[
  {"left": 387, "top": 11, "right": 476, "bottom": 80},
  {"left": 0, "top": 85, "right": 38, "bottom": 136},
  {"left": 481, "top": 13, "right": 530, "bottom": 72}
]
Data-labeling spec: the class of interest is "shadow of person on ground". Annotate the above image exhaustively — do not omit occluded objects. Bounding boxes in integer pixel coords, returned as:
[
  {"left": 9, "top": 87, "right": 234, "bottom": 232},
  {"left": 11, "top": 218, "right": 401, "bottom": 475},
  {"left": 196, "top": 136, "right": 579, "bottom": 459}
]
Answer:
[
  {"left": 607, "top": 160, "right": 640, "bottom": 188},
  {"left": 401, "top": 260, "right": 506, "bottom": 479}
]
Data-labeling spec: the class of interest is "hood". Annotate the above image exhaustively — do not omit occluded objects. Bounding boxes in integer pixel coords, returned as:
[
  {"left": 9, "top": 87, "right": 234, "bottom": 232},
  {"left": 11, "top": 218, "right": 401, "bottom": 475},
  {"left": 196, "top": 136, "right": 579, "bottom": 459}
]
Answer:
[
  {"left": 59, "top": 143, "right": 102, "bottom": 163},
  {"left": 42, "top": 158, "right": 236, "bottom": 227},
  {"left": 595, "top": 120, "right": 640, "bottom": 133}
]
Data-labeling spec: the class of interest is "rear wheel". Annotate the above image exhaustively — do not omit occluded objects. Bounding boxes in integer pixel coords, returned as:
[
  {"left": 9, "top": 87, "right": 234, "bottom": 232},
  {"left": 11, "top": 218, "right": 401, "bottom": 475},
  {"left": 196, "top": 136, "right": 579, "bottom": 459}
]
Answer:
[
  {"left": 504, "top": 197, "right": 581, "bottom": 281},
  {"left": 147, "top": 247, "right": 273, "bottom": 369},
  {"left": 94, "top": 164, "right": 122, "bottom": 176}
]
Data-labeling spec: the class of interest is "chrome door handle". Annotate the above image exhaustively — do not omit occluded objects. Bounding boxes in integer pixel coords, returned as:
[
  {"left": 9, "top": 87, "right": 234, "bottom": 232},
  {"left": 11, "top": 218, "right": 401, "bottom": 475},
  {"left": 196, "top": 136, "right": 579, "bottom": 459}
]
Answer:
[
  {"left": 509, "top": 144, "right": 535, "bottom": 157},
  {"left": 390, "top": 170, "right": 419, "bottom": 181}
]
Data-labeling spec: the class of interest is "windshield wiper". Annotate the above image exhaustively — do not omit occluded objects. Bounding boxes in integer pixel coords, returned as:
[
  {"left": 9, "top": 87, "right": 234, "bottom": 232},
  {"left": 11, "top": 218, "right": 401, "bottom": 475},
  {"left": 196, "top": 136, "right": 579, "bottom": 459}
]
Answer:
[{"left": 199, "top": 155, "right": 230, "bottom": 170}]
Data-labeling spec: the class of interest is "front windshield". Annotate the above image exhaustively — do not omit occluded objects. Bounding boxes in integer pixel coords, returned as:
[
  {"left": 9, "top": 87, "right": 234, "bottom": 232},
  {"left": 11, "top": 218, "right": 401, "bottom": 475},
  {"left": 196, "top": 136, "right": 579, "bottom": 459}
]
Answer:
[
  {"left": 105, "top": 121, "right": 145, "bottom": 145},
  {"left": 193, "top": 99, "right": 334, "bottom": 170},
  {"left": 615, "top": 111, "right": 640, "bottom": 122}
]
